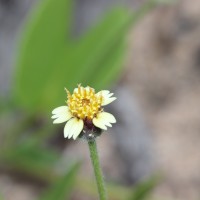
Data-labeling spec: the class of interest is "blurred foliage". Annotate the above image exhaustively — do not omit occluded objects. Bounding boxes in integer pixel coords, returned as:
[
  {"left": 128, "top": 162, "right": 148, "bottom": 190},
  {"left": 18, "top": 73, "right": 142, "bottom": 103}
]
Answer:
[
  {"left": 13, "top": 0, "right": 157, "bottom": 115},
  {"left": 0, "top": 0, "right": 168, "bottom": 199},
  {"left": 127, "top": 177, "right": 159, "bottom": 200},
  {"left": 38, "top": 162, "right": 80, "bottom": 200},
  {"left": 2, "top": 142, "right": 59, "bottom": 181},
  {"left": 76, "top": 175, "right": 159, "bottom": 200}
]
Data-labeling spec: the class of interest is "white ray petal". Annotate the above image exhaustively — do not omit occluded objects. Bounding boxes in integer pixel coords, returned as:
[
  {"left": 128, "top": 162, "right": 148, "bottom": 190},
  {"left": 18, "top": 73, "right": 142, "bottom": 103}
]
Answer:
[
  {"left": 106, "top": 93, "right": 114, "bottom": 98},
  {"left": 93, "top": 117, "right": 107, "bottom": 130},
  {"left": 101, "top": 92, "right": 114, "bottom": 99},
  {"left": 102, "top": 97, "right": 117, "bottom": 106},
  {"left": 105, "top": 122, "right": 112, "bottom": 127},
  {"left": 72, "top": 120, "right": 84, "bottom": 140},
  {"left": 68, "top": 118, "right": 83, "bottom": 139},
  {"left": 51, "top": 115, "right": 58, "bottom": 119},
  {"left": 73, "top": 88, "right": 78, "bottom": 93},
  {"left": 64, "top": 118, "right": 83, "bottom": 139},
  {"left": 64, "top": 118, "right": 74, "bottom": 138},
  {"left": 52, "top": 106, "right": 68, "bottom": 114},
  {"left": 93, "top": 112, "right": 116, "bottom": 130},
  {"left": 53, "top": 111, "right": 73, "bottom": 124},
  {"left": 99, "top": 112, "right": 116, "bottom": 123},
  {"left": 96, "top": 90, "right": 116, "bottom": 106},
  {"left": 85, "top": 86, "right": 90, "bottom": 92},
  {"left": 96, "top": 90, "right": 110, "bottom": 96}
]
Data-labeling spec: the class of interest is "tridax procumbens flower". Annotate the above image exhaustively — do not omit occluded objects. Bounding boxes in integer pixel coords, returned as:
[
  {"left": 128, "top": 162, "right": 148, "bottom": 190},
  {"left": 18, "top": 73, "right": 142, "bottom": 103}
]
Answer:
[{"left": 51, "top": 84, "right": 116, "bottom": 140}]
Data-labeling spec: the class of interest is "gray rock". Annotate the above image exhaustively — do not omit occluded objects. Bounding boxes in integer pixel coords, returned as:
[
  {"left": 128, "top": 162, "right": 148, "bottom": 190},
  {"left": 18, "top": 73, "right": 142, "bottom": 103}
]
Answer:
[{"left": 110, "top": 84, "right": 154, "bottom": 183}]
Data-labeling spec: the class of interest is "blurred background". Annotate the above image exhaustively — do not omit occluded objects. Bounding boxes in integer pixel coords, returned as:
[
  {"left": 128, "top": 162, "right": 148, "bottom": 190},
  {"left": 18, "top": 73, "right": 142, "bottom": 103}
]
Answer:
[{"left": 0, "top": 0, "right": 200, "bottom": 200}]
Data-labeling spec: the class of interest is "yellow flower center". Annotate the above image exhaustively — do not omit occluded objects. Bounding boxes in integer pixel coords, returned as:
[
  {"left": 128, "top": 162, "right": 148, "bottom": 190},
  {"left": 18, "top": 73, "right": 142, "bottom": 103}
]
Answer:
[{"left": 66, "top": 85, "right": 103, "bottom": 120}]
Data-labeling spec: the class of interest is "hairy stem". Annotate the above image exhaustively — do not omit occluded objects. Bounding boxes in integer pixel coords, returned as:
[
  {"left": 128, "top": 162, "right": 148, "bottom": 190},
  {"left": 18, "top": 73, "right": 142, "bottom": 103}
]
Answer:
[{"left": 88, "top": 140, "right": 107, "bottom": 200}]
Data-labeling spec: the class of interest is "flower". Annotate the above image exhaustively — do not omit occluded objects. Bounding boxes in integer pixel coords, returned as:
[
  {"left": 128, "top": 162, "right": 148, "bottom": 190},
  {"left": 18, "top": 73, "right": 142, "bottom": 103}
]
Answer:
[{"left": 51, "top": 84, "right": 116, "bottom": 140}]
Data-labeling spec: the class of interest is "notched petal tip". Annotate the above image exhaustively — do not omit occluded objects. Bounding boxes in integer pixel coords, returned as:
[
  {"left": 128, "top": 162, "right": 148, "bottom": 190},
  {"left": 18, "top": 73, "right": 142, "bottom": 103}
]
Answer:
[
  {"left": 52, "top": 106, "right": 68, "bottom": 114},
  {"left": 110, "top": 97, "right": 117, "bottom": 102},
  {"left": 93, "top": 111, "right": 116, "bottom": 130},
  {"left": 96, "top": 90, "right": 110, "bottom": 96},
  {"left": 52, "top": 110, "right": 73, "bottom": 124},
  {"left": 53, "top": 118, "right": 67, "bottom": 124},
  {"left": 102, "top": 97, "right": 117, "bottom": 106},
  {"left": 106, "top": 123, "right": 112, "bottom": 127},
  {"left": 72, "top": 119, "right": 84, "bottom": 140},
  {"left": 51, "top": 115, "right": 57, "bottom": 119},
  {"left": 64, "top": 118, "right": 84, "bottom": 140},
  {"left": 93, "top": 117, "right": 108, "bottom": 130},
  {"left": 104, "top": 112, "right": 116, "bottom": 123}
]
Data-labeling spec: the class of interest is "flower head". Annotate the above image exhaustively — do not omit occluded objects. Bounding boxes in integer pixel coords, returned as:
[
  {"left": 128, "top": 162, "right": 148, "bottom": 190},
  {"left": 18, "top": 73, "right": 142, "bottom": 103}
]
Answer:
[{"left": 51, "top": 84, "right": 116, "bottom": 140}]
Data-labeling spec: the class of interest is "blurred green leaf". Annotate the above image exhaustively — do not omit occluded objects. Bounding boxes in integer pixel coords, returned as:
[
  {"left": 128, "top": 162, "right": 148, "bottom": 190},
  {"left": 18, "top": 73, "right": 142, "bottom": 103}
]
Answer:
[
  {"left": 84, "top": 0, "right": 159, "bottom": 90},
  {"left": 89, "top": 40, "right": 126, "bottom": 89},
  {"left": 14, "top": 0, "right": 133, "bottom": 114},
  {"left": 67, "top": 9, "right": 132, "bottom": 86},
  {"left": 39, "top": 8, "right": 133, "bottom": 112},
  {"left": 0, "top": 97, "right": 14, "bottom": 115},
  {"left": 128, "top": 177, "right": 159, "bottom": 200},
  {"left": 77, "top": 176, "right": 131, "bottom": 200},
  {"left": 14, "top": 0, "right": 73, "bottom": 113},
  {"left": 14, "top": 0, "right": 157, "bottom": 114},
  {"left": 0, "top": 193, "right": 3, "bottom": 200},
  {"left": 2, "top": 143, "right": 59, "bottom": 181},
  {"left": 76, "top": 175, "right": 159, "bottom": 200},
  {"left": 38, "top": 162, "right": 80, "bottom": 200}
]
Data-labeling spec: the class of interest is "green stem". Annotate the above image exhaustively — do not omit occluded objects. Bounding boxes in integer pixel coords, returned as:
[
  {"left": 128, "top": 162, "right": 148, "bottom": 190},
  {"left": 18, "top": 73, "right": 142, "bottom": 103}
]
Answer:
[{"left": 88, "top": 140, "right": 107, "bottom": 200}]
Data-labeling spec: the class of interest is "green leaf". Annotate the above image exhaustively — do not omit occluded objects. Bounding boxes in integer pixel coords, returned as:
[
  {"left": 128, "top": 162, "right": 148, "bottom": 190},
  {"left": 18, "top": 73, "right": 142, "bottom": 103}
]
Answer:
[
  {"left": 65, "top": 8, "right": 132, "bottom": 86},
  {"left": 41, "top": 8, "right": 133, "bottom": 109},
  {"left": 0, "top": 193, "right": 3, "bottom": 200},
  {"left": 38, "top": 162, "right": 80, "bottom": 200},
  {"left": 128, "top": 177, "right": 159, "bottom": 200},
  {"left": 2, "top": 143, "right": 59, "bottom": 181},
  {"left": 14, "top": 0, "right": 73, "bottom": 112},
  {"left": 14, "top": 0, "right": 157, "bottom": 114},
  {"left": 88, "top": 40, "right": 126, "bottom": 90},
  {"left": 77, "top": 177, "right": 132, "bottom": 200},
  {"left": 14, "top": 0, "right": 133, "bottom": 114},
  {"left": 81, "top": 0, "right": 158, "bottom": 90}
]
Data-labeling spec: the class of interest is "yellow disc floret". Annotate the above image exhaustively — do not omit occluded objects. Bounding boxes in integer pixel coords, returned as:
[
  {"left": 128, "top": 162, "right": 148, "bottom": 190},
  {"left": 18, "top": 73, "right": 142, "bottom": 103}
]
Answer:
[{"left": 66, "top": 85, "right": 103, "bottom": 120}]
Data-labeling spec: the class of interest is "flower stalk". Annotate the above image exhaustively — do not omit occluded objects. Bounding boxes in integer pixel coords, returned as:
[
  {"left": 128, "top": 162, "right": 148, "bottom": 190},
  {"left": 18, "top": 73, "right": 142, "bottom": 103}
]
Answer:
[{"left": 88, "top": 140, "right": 107, "bottom": 200}]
